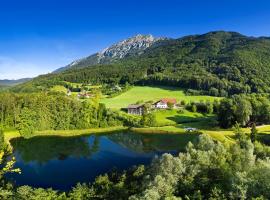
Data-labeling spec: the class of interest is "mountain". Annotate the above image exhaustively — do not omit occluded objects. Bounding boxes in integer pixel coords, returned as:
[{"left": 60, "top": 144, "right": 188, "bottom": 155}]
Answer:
[
  {"left": 13, "top": 31, "right": 270, "bottom": 96},
  {"left": 0, "top": 78, "right": 32, "bottom": 86},
  {"left": 54, "top": 34, "right": 166, "bottom": 72}
]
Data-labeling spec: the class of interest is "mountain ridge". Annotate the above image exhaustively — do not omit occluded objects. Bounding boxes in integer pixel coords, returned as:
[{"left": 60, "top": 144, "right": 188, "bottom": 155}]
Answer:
[
  {"left": 12, "top": 31, "right": 270, "bottom": 96},
  {"left": 0, "top": 78, "right": 32, "bottom": 86},
  {"left": 54, "top": 34, "right": 167, "bottom": 72}
]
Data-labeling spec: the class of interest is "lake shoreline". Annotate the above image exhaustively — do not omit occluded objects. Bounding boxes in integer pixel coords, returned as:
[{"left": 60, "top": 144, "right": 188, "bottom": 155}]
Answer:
[
  {"left": 5, "top": 124, "right": 270, "bottom": 149},
  {"left": 2, "top": 125, "right": 234, "bottom": 149},
  {"left": 7, "top": 128, "right": 197, "bottom": 190},
  {"left": 5, "top": 125, "right": 197, "bottom": 143},
  {"left": 4, "top": 126, "right": 128, "bottom": 149},
  {"left": 4, "top": 125, "right": 199, "bottom": 150}
]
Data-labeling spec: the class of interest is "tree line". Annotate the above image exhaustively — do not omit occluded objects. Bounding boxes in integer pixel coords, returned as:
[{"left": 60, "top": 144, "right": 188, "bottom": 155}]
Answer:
[
  {"left": 0, "top": 93, "right": 125, "bottom": 138},
  {"left": 218, "top": 94, "right": 270, "bottom": 128}
]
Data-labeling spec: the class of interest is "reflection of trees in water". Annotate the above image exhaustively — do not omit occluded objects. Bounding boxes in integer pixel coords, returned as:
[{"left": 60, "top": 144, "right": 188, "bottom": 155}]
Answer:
[
  {"left": 257, "top": 134, "right": 270, "bottom": 145},
  {"left": 87, "top": 136, "right": 100, "bottom": 158},
  {"left": 107, "top": 132, "right": 199, "bottom": 153},
  {"left": 10, "top": 132, "right": 199, "bottom": 163},
  {"left": 10, "top": 135, "right": 100, "bottom": 163}
]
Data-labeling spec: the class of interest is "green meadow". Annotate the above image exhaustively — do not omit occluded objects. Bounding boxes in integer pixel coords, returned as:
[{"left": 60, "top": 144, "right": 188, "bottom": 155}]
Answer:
[
  {"left": 154, "top": 109, "right": 216, "bottom": 126},
  {"left": 43, "top": 85, "right": 270, "bottom": 144},
  {"left": 101, "top": 86, "right": 220, "bottom": 109}
]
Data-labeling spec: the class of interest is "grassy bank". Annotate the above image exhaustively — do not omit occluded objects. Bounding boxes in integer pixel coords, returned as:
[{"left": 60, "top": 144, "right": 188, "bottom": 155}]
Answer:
[
  {"left": 131, "top": 126, "right": 235, "bottom": 143},
  {"left": 4, "top": 124, "right": 270, "bottom": 149},
  {"left": 4, "top": 126, "right": 127, "bottom": 145},
  {"left": 132, "top": 124, "right": 270, "bottom": 143},
  {"left": 34, "top": 126, "right": 127, "bottom": 137}
]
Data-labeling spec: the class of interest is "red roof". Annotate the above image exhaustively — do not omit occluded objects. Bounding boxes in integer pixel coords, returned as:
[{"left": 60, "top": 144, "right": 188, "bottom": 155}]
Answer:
[{"left": 159, "top": 98, "right": 177, "bottom": 104}]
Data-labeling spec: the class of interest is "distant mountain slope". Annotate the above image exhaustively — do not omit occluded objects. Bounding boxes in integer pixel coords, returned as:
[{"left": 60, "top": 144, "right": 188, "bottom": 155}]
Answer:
[
  {"left": 0, "top": 78, "right": 32, "bottom": 86},
  {"left": 54, "top": 34, "right": 166, "bottom": 72},
  {"left": 13, "top": 31, "right": 270, "bottom": 96}
]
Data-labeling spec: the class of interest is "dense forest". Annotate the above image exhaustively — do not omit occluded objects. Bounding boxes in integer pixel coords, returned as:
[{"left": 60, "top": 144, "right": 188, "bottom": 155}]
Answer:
[
  {"left": 218, "top": 94, "right": 270, "bottom": 128},
  {"left": 1, "top": 133, "right": 270, "bottom": 199},
  {"left": 12, "top": 31, "right": 270, "bottom": 96},
  {"left": 0, "top": 92, "right": 129, "bottom": 137}
]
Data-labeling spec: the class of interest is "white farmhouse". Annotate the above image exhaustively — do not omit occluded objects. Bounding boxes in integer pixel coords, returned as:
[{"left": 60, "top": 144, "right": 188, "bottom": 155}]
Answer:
[{"left": 153, "top": 98, "right": 177, "bottom": 109}]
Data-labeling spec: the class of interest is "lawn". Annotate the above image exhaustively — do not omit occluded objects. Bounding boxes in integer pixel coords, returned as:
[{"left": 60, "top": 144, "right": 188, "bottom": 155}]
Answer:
[
  {"left": 50, "top": 85, "right": 67, "bottom": 93},
  {"left": 101, "top": 86, "right": 220, "bottom": 109},
  {"left": 154, "top": 109, "right": 216, "bottom": 126}
]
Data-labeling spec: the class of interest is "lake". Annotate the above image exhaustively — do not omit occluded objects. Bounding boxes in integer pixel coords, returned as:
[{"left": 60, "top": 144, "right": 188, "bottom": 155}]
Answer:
[{"left": 7, "top": 132, "right": 198, "bottom": 190}]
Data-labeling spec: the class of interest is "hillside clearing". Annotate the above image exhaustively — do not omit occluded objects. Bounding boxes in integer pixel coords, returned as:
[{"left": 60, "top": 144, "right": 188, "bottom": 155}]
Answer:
[{"left": 101, "top": 86, "right": 220, "bottom": 109}]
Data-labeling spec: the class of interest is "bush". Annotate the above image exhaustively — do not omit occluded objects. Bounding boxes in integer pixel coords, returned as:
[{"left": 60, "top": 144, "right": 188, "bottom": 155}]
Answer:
[
  {"left": 180, "top": 100, "right": 187, "bottom": 106},
  {"left": 209, "top": 87, "right": 219, "bottom": 96},
  {"left": 185, "top": 89, "right": 202, "bottom": 96},
  {"left": 141, "top": 113, "right": 157, "bottom": 127},
  {"left": 191, "top": 104, "right": 197, "bottom": 112}
]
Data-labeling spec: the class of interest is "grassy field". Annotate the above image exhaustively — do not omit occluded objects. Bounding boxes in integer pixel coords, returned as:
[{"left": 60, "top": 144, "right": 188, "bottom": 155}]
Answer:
[
  {"left": 154, "top": 109, "right": 216, "bottom": 126},
  {"left": 34, "top": 126, "right": 126, "bottom": 137},
  {"left": 50, "top": 83, "right": 102, "bottom": 94},
  {"left": 50, "top": 85, "right": 67, "bottom": 93},
  {"left": 101, "top": 86, "right": 220, "bottom": 109}
]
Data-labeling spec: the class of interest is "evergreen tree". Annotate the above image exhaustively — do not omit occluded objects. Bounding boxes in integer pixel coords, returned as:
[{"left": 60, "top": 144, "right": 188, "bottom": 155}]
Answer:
[{"left": 250, "top": 123, "right": 258, "bottom": 143}]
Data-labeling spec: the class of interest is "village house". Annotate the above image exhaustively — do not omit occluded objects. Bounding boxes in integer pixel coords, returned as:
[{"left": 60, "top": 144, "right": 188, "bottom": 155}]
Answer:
[
  {"left": 153, "top": 98, "right": 177, "bottom": 109},
  {"left": 77, "top": 92, "right": 92, "bottom": 99},
  {"left": 127, "top": 104, "right": 144, "bottom": 115}
]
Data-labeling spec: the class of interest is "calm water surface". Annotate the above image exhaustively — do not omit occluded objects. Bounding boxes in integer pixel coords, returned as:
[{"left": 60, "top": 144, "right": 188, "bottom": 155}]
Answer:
[{"left": 8, "top": 132, "right": 198, "bottom": 190}]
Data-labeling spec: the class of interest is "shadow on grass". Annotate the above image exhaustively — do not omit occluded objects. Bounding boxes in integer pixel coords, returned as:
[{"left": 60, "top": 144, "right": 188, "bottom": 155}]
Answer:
[
  {"left": 137, "top": 84, "right": 184, "bottom": 92},
  {"left": 167, "top": 115, "right": 218, "bottom": 128},
  {"left": 229, "top": 133, "right": 270, "bottom": 146}
]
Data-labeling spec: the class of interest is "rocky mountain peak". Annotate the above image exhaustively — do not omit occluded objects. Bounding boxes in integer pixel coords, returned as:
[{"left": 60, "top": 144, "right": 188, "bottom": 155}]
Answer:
[
  {"left": 54, "top": 34, "right": 164, "bottom": 72},
  {"left": 98, "top": 34, "right": 161, "bottom": 59}
]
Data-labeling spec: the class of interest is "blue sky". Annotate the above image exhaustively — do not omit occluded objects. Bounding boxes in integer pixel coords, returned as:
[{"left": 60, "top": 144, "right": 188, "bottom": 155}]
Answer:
[{"left": 1, "top": 0, "right": 270, "bottom": 79}]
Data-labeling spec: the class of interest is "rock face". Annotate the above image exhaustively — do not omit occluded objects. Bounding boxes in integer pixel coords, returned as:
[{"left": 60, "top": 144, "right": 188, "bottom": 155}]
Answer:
[
  {"left": 99, "top": 34, "right": 160, "bottom": 59},
  {"left": 54, "top": 34, "right": 164, "bottom": 72}
]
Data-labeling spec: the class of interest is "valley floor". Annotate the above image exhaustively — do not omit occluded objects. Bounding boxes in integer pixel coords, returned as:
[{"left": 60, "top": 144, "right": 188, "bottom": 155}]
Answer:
[{"left": 4, "top": 86, "right": 270, "bottom": 145}]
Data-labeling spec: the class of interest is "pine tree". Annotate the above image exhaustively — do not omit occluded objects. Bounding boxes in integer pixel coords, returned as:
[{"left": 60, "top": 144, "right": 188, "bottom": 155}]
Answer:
[{"left": 250, "top": 123, "right": 258, "bottom": 143}]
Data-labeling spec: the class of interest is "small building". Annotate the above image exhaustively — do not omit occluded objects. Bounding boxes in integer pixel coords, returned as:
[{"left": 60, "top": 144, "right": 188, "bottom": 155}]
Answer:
[
  {"left": 153, "top": 98, "right": 177, "bottom": 109},
  {"left": 67, "top": 89, "right": 72, "bottom": 96},
  {"left": 127, "top": 104, "right": 144, "bottom": 115},
  {"left": 77, "top": 92, "right": 92, "bottom": 99}
]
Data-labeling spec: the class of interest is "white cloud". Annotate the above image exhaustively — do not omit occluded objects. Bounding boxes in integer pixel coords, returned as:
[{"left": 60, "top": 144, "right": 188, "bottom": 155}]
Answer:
[{"left": 0, "top": 56, "right": 51, "bottom": 79}]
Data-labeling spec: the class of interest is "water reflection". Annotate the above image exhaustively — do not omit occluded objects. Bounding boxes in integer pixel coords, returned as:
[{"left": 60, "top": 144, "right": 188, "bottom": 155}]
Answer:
[
  {"left": 8, "top": 132, "right": 198, "bottom": 190},
  {"left": 107, "top": 132, "right": 198, "bottom": 153},
  {"left": 11, "top": 136, "right": 100, "bottom": 163}
]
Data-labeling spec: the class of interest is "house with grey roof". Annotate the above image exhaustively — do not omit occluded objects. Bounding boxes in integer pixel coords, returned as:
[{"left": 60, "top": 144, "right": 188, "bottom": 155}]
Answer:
[{"left": 127, "top": 104, "right": 144, "bottom": 115}]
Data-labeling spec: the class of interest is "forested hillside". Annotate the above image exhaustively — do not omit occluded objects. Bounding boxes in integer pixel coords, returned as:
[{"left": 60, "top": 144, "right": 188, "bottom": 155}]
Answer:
[
  {"left": 0, "top": 93, "right": 128, "bottom": 138},
  {"left": 12, "top": 31, "right": 270, "bottom": 96}
]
